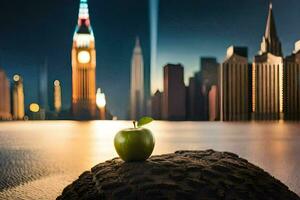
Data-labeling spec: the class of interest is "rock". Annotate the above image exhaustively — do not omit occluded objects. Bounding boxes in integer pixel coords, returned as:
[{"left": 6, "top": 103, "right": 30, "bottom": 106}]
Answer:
[{"left": 57, "top": 150, "right": 299, "bottom": 200}]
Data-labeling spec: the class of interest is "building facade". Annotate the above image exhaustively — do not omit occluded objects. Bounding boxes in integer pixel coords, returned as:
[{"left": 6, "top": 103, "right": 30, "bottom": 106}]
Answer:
[
  {"left": 162, "top": 64, "right": 186, "bottom": 120},
  {"left": 12, "top": 75, "right": 25, "bottom": 120},
  {"left": 187, "top": 77, "right": 196, "bottom": 120},
  {"left": 200, "top": 57, "right": 220, "bottom": 121},
  {"left": 284, "top": 41, "right": 300, "bottom": 119},
  {"left": 252, "top": 3, "right": 283, "bottom": 120},
  {"left": 208, "top": 85, "right": 219, "bottom": 121},
  {"left": 222, "top": 46, "right": 251, "bottom": 121},
  {"left": 39, "top": 60, "right": 48, "bottom": 119},
  {"left": 0, "top": 68, "right": 11, "bottom": 120},
  {"left": 151, "top": 90, "right": 163, "bottom": 120},
  {"left": 72, "top": 0, "right": 96, "bottom": 119},
  {"left": 130, "top": 37, "right": 145, "bottom": 120}
]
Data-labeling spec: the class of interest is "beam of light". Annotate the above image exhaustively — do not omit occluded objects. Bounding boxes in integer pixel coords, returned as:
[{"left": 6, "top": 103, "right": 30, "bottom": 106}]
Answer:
[{"left": 149, "top": 0, "right": 159, "bottom": 94}]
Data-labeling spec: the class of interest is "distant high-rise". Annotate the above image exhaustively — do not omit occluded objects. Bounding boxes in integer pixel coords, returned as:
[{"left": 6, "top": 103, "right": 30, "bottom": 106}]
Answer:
[
  {"left": 0, "top": 68, "right": 11, "bottom": 120},
  {"left": 72, "top": 0, "right": 96, "bottom": 119},
  {"left": 130, "top": 37, "right": 144, "bottom": 120},
  {"left": 12, "top": 75, "right": 25, "bottom": 120},
  {"left": 252, "top": 3, "right": 283, "bottom": 120},
  {"left": 284, "top": 41, "right": 300, "bottom": 119},
  {"left": 53, "top": 80, "right": 62, "bottom": 113},
  {"left": 39, "top": 60, "right": 48, "bottom": 112},
  {"left": 200, "top": 57, "right": 220, "bottom": 121},
  {"left": 222, "top": 46, "right": 251, "bottom": 121},
  {"left": 162, "top": 64, "right": 186, "bottom": 120},
  {"left": 208, "top": 85, "right": 218, "bottom": 121},
  {"left": 187, "top": 77, "right": 196, "bottom": 120},
  {"left": 259, "top": 3, "right": 282, "bottom": 57},
  {"left": 151, "top": 90, "right": 162, "bottom": 120},
  {"left": 39, "top": 60, "right": 48, "bottom": 120}
]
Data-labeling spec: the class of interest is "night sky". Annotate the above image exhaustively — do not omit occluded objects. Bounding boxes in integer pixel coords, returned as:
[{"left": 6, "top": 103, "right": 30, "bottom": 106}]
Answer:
[{"left": 0, "top": 0, "right": 300, "bottom": 118}]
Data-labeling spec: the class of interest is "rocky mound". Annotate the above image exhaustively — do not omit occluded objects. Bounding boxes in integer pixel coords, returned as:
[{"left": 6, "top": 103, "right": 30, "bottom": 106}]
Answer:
[{"left": 57, "top": 150, "right": 299, "bottom": 200}]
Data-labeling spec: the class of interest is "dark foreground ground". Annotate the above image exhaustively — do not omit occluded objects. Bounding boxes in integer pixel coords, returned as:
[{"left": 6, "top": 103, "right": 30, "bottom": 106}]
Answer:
[{"left": 57, "top": 150, "right": 300, "bottom": 200}]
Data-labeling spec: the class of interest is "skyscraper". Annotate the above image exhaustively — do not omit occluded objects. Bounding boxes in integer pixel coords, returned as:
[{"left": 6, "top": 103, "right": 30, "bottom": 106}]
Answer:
[
  {"left": 252, "top": 3, "right": 283, "bottom": 120},
  {"left": 53, "top": 80, "right": 62, "bottom": 113},
  {"left": 284, "top": 41, "right": 300, "bottom": 120},
  {"left": 12, "top": 75, "right": 25, "bottom": 120},
  {"left": 162, "top": 64, "right": 186, "bottom": 120},
  {"left": 39, "top": 60, "right": 48, "bottom": 120},
  {"left": 151, "top": 90, "right": 162, "bottom": 120},
  {"left": 0, "top": 68, "right": 11, "bottom": 120},
  {"left": 130, "top": 37, "right": 144, "bottom": 120},
  {"left": 222, "top": 46, "right": 251, "bottom": 121},
  {"left": 187, "top": 76, "right": 196, "bottom": 120},
  {"left": 208, "top": 85, "right": 218, "bottom": 121},
  {"left": 200, "top": 57, "right": 220, "bottom": 121},
  {"left": 72, "top": 0, "right": 96, "bottom": 119}
]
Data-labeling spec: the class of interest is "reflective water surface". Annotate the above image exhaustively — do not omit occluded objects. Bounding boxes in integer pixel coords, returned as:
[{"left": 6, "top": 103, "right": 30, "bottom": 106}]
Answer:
[{"left": 0, "top": 121, "right": 299, "bottom": 199}]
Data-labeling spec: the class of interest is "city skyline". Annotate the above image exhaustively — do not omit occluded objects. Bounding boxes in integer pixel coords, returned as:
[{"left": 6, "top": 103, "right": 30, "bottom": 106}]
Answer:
[{"left": 1, "top": 0, "right": 300, "bottom": 118}]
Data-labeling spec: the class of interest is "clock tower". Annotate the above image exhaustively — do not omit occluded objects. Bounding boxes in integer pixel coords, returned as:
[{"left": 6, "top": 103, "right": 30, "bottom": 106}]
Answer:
[{"left": 72, "top": 0, "right": 96, "bottom": 119}]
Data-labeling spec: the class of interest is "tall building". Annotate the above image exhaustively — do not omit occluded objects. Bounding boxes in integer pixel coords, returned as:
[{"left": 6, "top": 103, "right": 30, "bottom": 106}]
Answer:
[
  {"left": 130, "top": 37, "right": 144, "bottom": 120},
  {"left": 252, "top": 3, "right": 283, "bottom": 120},
  {"left": 162, "top": 64, "right": 186, "bottom": 120},
  {"left": 284, "top": 41, "right": 300, "bottom": 120},
  {"left": 39, "top": 60, "right": 48, "bottom": 120},
  {"left": 0, "top": 68, "right": 11, "bottom": 120},
  {"left": 208, "top": 85, "right": 218, "bottom": 121},
  {"left": 12, "top": 75, "right": 25, "bottom": 120},
  {"left": 72, "top": 0, "right": 96, "bottom": 119},
  {"left": 187, "top": 77, "right": 196, "bottom": 120},
  {"left": 222, "top": 46, "right": 251, "bottom": 121},
  {"left": 39, "top": 60, "right": 48, "bottom": 111},
  {"left": 200, "top": 57, "right": 220, "bottom": 120},
  {"left": 53, "top": 80, "right": 62, "bottom": 113},
  {"left": 194, "top": 71, "right": 205, "bottom": 120},
  {"left": 151, "top": 90, "right": 162, "bottom": 120}
]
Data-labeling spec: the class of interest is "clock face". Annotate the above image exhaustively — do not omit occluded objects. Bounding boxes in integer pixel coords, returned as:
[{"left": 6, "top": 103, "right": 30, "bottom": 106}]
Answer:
[{"left": 77, "top": 51, "right": 91, "bottom": 64}]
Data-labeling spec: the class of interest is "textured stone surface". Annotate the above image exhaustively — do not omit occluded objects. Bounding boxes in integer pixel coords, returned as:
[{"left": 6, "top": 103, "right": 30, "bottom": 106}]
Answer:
[{"left": 57, "top": 150, "right": 300, "bottom": 200}]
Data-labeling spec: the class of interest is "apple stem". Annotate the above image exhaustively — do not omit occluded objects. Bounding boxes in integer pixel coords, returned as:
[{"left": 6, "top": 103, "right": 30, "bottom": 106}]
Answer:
[{"left": 133, "top": 121, "right": 137, "bottom": 128}]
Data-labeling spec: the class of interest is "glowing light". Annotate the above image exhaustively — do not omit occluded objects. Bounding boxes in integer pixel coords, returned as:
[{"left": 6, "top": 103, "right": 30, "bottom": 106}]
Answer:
[
  {"left": 13, "top": 74, "right": 20, "bottom": 82},
  {"left": 252, "top": 64, "right": 256, "bottom": 112},
  {"left": 79, "top": 0, "right": 89, "bottom": 19},
  {"left": 74, "top": 34, "right": 94, "bottom": 47},
  {"left": 78, "top": 51, "right": 91, "bottom": 64},
  {"left": 54, "top": 80, "right": 62, "bottom": 113},
  {"left": 30, "top": 103, "right": 40, "bottom": 113},
  {"left": 149, "top": 0, "right": 159, "bottom": 94},
  {"left": 294, "top": 40, "right": 300, "bottom": 53},
  {"left": 96, "top": 88, "right": 106, "bottom": 108},
  {"left": 279, "top": 63, "right": 283, "bottom": 113},
  {"left": 54, "top": 80, "right": 60, "bottom": 87}
]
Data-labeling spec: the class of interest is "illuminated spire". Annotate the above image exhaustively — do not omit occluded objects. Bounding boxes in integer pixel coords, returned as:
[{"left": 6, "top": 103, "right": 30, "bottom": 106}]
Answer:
[
  {"left": 134, "top": 36, "right": 142, "bottom": 54},
  {"left": 264, "top": 2, "right": 277, "bottom": 41},
  {"left": 79, "top": 0, "right": 89, "bottom": 20},
  {"left": 259, "top": 2, "right": 282, "bottom": 56},
  {"left": 74, "top": 0, "right": 94, "bottom": 37},
  {"left": 130, "top": 37, "right": 145, "bottom": 119}
]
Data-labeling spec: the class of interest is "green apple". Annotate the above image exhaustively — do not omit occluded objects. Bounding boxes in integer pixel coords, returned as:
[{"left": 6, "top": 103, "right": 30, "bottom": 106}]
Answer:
[{"left": 114, "top": 117, "right": 155, "bottom": 162}]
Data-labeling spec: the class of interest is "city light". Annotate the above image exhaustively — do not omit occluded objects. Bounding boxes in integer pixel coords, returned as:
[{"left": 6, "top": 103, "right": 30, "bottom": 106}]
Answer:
[
  {"left": 29, "top": 103, "right": 40, "bottom": 113},
  {"left": 96, "top": 88, "right": 106, "bottom": 108},
  {"left": 78, "top": 51, "right": 91, "bottom": 63},
  {"left": 54, "top": 80, "right": 60, "bottom": 87},
  {"left": 54, "top": 80, "right": 62, "bottom": 113},
  {"left": 13, "top": 74, "right": 20, "bottom": 82}
]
